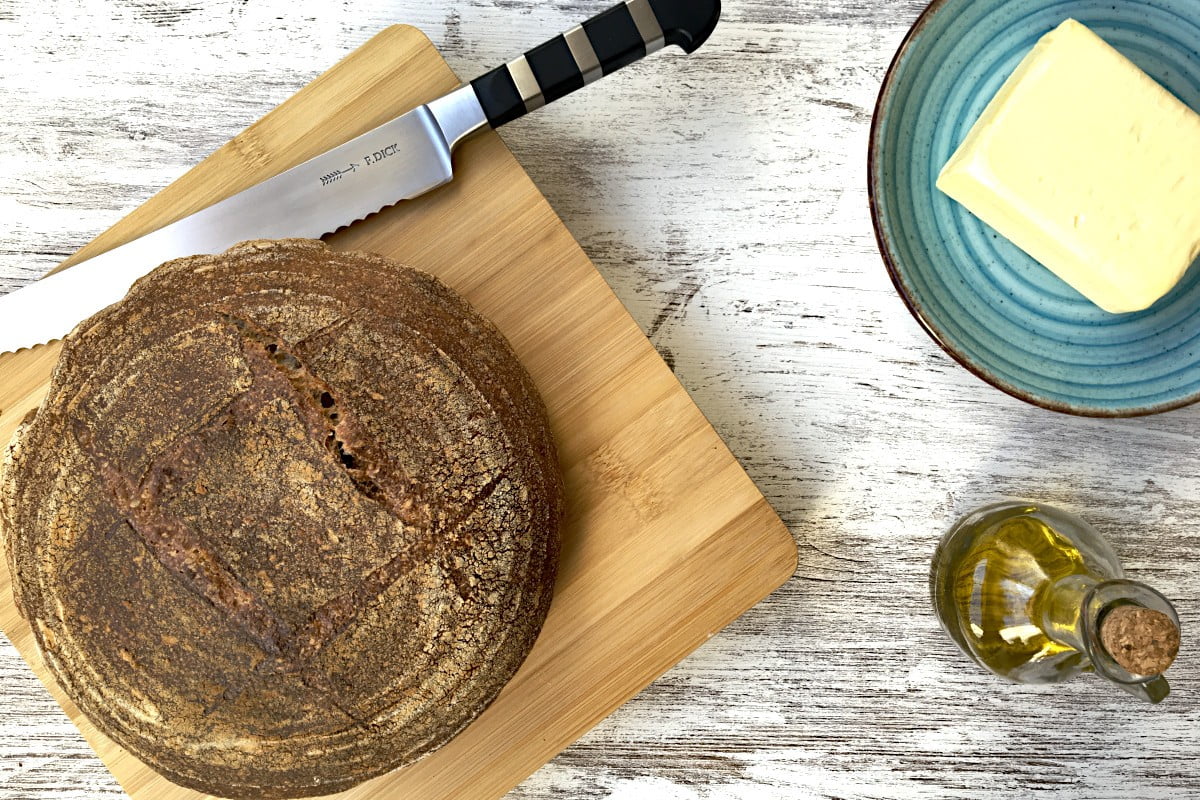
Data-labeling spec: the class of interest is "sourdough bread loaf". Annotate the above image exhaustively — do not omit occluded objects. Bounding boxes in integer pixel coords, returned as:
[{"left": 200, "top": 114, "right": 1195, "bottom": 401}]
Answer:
[{"left": 0, "top": 239, "right": 563, "bottom": 798}]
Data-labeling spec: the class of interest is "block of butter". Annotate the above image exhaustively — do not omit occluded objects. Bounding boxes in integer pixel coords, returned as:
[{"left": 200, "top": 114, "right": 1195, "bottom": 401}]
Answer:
[{"left": 936, "top": 19, "right": 1200, "bottom": 313}]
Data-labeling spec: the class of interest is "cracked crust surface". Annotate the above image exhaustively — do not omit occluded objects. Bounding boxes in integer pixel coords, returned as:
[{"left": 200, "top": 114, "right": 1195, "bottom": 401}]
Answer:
[{"left": 0, "top": 239, "right": 563, "bottom": 799}]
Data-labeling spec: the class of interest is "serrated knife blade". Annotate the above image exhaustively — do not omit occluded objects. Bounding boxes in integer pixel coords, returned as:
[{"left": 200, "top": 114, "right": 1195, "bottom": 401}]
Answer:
[
  {"left": 0, "top": 0, "right": 722, "bottom": 354},
  {"left": 0, "top": 95, "right": 478, "bottom": 355}
]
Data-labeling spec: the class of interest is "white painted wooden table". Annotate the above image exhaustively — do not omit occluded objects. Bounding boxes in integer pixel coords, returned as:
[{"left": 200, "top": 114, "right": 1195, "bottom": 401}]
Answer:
[{"left": 3, "top": 0, "right": 1199, "bottom": 797}]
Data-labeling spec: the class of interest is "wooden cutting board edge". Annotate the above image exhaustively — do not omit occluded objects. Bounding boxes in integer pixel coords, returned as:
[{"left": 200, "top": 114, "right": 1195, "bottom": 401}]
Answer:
[{"left": 0, "top": 23, "right": 799, "bottom": 800}]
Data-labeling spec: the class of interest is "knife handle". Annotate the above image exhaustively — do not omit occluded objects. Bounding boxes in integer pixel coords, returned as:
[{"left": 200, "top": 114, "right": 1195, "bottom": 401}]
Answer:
[{"left": 468, "top": 0, "right": 720, "bottom": 128}]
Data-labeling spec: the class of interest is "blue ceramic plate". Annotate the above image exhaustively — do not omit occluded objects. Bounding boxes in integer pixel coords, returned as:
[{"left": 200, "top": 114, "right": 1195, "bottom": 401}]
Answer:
[{"left": 869, "top": 0, "right": 1200, "bottom": 416}]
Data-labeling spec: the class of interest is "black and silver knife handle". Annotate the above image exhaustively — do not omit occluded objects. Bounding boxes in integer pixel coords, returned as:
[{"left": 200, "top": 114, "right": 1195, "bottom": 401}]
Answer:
[
  {"left": 471, "top": 0, "right": 720, "bottom": 127},
  {"left": 427, "top": 0, "right": 720, "bottom": 149}
]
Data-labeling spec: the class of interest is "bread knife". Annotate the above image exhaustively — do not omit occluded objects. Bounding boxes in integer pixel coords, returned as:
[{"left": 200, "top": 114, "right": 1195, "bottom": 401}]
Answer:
[{"left": 0, "top": 0, "right": 719, "bottom": 355}]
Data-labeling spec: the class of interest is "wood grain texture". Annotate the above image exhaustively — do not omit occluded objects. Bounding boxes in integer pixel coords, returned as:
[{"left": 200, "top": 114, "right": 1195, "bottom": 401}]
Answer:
[{"left": 2, "top": 1, "right": 1200, "bottom": 799}]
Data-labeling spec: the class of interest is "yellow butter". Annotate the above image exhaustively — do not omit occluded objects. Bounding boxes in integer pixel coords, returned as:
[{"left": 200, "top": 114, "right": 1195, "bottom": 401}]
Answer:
[{"left": 936, "top": 19, "right": 1200, "bottom": 313}]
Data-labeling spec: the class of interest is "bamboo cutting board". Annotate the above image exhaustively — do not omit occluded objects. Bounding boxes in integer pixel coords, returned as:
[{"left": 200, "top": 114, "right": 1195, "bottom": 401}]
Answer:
[{"left": 0, "top": 25, "right": 797, "bottom": 800}]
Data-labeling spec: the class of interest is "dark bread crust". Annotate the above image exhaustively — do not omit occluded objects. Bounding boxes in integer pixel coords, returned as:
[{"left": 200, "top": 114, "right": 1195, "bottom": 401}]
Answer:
[{"left": 0, "top": 240, "right": 562, "bottom": 798}]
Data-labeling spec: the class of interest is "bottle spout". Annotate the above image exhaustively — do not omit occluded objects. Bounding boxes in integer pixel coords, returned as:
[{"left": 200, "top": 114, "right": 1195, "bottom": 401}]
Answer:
[
  {"left": 1082, "top": 579, "right": 1181, "bottom": 704},
  {"left": 1115, "top": 673, "right": 1170, "bottom": 704}
]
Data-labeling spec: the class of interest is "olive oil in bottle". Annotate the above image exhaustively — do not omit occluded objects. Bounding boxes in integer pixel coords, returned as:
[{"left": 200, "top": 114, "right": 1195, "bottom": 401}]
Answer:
[{"left": 931, "top": 501, "right": 1181, "bottom": 702}]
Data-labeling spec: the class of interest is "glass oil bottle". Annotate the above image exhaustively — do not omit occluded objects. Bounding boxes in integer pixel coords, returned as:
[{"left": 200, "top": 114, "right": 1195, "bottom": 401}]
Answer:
[{"left": 931, "top": 501, "right": 1180, "bottom": 703}]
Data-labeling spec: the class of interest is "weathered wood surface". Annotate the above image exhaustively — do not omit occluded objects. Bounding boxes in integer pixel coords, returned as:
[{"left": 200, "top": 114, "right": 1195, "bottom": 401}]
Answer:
[{"left": 2, "top": 1, "right": 1198, "bottom": 798}]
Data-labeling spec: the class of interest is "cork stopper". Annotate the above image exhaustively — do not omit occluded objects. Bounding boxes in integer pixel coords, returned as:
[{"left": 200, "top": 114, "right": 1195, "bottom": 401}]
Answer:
[{"left": 1099, "top": 605, "right": 1180, "bottom": 676}]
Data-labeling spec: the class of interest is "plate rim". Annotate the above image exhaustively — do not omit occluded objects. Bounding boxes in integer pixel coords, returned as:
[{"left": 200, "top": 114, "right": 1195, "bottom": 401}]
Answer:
[{"left": 866, "top": 0, "right": 1200, "bottom": 418}]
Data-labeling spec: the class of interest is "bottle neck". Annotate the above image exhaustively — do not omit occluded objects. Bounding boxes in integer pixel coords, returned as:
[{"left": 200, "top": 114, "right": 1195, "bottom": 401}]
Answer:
[
  {"left": 1038, "top": 577, "right": 1179, "bottom": 703},
  {"left": 1036, "top": 573, "right": 1097, "bottom": 653}
]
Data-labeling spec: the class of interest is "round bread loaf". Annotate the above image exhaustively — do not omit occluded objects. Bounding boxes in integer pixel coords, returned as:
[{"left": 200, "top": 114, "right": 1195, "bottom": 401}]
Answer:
[{"left": 0, "top": 240, "right": 562, "bottom": 798}]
